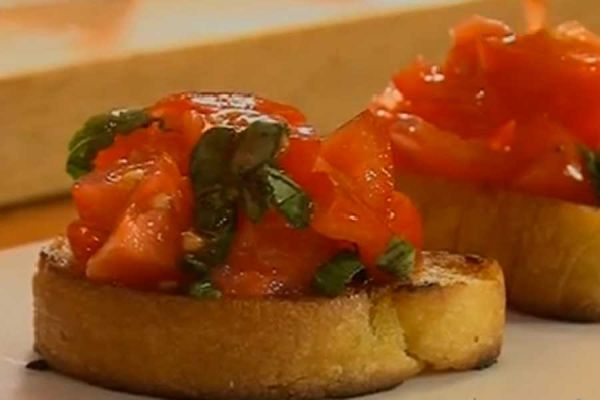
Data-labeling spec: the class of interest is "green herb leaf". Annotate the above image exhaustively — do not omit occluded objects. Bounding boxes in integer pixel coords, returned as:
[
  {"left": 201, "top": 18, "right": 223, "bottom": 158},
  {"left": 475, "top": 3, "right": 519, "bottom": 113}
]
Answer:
[
  {"left": 202, "top": 223, "right": 236, "bottom": 265},
  {"left": 66, "top": 109, "right": 151, "bottom": 179},
  {"left": 189, "top": 280, "right": 222, "bottom": 299},
  {"left": 314, "top": 251, "right": 365, "bottom": 297},
  {"left": 181, "top": 254, "right": 210, "bottom": 276},
  {"left": 263, "top": 165, "right": 312, "bottom": 228},
  {"left": 189, "top": 127, "right": 239, "bottom": 265},
  {"left": 581, "top": 146, "right": 600, "bottom": 197},
  {"left": 193, "top": 186, "right": 237, "bottom": 234},
  {"left": 376, "top": 236, "right": 415, "bottom": 279},
  {"left": 187, "top": 121, "right": 313, "bottom": 271},
  {"left": 231, "top": 121, "right": 287, "bottom": 175},
  {"left": 189, "top": 187, "right": 237, "bottom": 266},
  {"left": 190, "top": 127, "right": 237, "bottom": 189}
]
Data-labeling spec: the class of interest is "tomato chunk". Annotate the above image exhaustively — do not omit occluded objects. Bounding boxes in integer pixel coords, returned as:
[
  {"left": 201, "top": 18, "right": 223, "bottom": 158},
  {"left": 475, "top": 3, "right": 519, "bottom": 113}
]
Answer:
[
  {"left": 222, "top": 211, "right": 339, "bottom": 296},
  {"left": 78, "top": 156, "right": 192, "bottom": 287}
]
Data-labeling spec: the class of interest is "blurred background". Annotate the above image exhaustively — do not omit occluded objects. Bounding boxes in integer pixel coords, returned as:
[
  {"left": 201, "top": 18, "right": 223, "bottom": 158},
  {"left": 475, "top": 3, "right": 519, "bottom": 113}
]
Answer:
[{"left": 0, "top": 0, "right": 595, "bottom": 247}]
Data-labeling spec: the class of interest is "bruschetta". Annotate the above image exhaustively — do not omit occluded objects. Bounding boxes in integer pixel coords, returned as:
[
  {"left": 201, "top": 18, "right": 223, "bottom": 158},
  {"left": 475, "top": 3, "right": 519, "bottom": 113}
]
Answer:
[
  {"left": 350, "top": 9, "right": 600, "bottom": 321},
  {"left": 33, "top": 92, "right": 505, "bottom": 399}
]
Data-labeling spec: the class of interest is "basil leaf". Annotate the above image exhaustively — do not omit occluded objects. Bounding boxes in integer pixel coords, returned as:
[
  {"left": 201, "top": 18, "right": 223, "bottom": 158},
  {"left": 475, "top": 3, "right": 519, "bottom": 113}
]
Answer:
[
  {"left": 201, "top": 223, "right": 236, "bottom": 266},
  {"left": 190, "top": 127, "right": 237, "bottom": 189},
  {"left": 193, "top": 186, "right": 237, "bottom": 233},
  {"left": 231, "top": 121, "right": 287, "bottom": 175},
  {"left": 376, "top": 236, "right": 415, "bottom": 279},
  {"left": 66, "top": 109, "right": 150, "bottom": 179},
  {"left": 190, "top": 187, "right": 237, "bottom": 266},
  {"left": 263, "top": 166, "right": 312, "bottom": 228},
  {"left": 314, "top": 251, "right": 364, "bottom": 297},
  {"left": 582, "top": 146, "right": 600, "bottom": 197},
  {"left": 189, "top": 280, "right": 222, "bottom": 299},
  {"left": 182, "top": 254, "right": 210, "bottom": 276},
  {"left": 190, "top": 127, "right": 239, "bottom": 264},
  {"left": 187, "top": 121, "right": 313, "bottom": 269}
]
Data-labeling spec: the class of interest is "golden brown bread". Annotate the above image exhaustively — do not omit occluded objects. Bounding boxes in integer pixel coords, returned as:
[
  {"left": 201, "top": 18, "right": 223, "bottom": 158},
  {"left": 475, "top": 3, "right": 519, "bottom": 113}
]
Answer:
[
  {"left": 33, "top": 238, "right": 505, "bottom": 399},
  {"left": 398, "top": 173, "right": 600, "bottom": 322}
]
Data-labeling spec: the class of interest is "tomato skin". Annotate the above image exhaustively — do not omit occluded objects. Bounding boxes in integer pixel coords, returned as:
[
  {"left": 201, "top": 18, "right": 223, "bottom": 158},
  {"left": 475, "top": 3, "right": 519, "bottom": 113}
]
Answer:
[
  {"left": 67, "top": 220, "right": 108, "bottom": 271},
  {"left": 95, "top": 126, "right": 191, "bottom": 173},
  {"left": 278, "top": 134, "right": 322, "bottom": 189},
  {"left": 79, "top": 155, "right": 192, "bottom": 288},
  {"left": 222, "top": 211, "right": 340, "bottom": 296},
  {"left": 212, "top": 268, "right": 277, "bottom": 297},
  {"left": 309, "top": 112, "right": 423, "bottom": 282},
  {"left": 387, "top": 192, "right": 423, "bottom": 248},
  {"left": 72, "top": 161, "right": 153, "bottom": 231},
  {"left": 319, "top": 112, "right": 394, "bottom": 212},
  {"left": 86, "top": 207, "right": 184, "bottom": 287},
  {"left": 480, "top": 32, "right": 600, "bottom": 149}
]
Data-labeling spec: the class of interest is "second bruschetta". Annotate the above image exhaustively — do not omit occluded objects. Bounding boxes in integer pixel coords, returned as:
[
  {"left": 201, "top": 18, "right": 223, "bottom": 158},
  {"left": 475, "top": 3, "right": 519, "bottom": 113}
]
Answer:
[{"left": 353, "top": 12, "right": 600, "bottom": 321}]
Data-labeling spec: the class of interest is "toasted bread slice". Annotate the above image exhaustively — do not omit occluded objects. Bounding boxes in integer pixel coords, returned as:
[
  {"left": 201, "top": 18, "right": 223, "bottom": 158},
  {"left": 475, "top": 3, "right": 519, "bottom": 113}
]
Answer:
[
  {"left": 398, "top": 173, "right": 600, "bottom": 322},
  {"left": 33, "top": 238, "right": 504, "bottom": 400}
]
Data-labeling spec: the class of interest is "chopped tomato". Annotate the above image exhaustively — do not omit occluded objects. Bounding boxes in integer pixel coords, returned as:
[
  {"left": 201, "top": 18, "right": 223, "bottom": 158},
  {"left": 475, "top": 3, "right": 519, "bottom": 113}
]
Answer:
[
  {"left": 309, "top": 112, "right": 422, "bottom": 281},
  {"left": 480, "top": 31, "right": 600, "bottom": 148},
  {"left": 71, "top": 155, "right": 192, "bottom": 287},
  {"left": 72, "top": 160, "right": 154, "bottom": 231},
  {"left": 222, "top": 211, "right": 339, "bottom": 296},
  {"left": 152, "top": 92, "right": 307, "bottom": 133},
  {"left": 372, "top": 15, "right": 600, "bottom": 206},
  {"left": 319, "top": 112, "right": 393, "bottom": 212},
  {"left": 278, "top": 134, "right": 322, "bottom": 188},
  {"left": 212, "top": 268, "right": 277, "bottom": 297},
  {"left": 309, "top": 175, "right": 391, "bottom": 266},
  {"left": 95, "top": 126, "right": 190, "bottom": 173},
  {"left": 86, "top": 207, "right": 184, "bottom": 287},
  {"left": 66, "top": 220, "right": 107, "bottom": 270},
  {"left": 387, "top": 191, "right": 423, "bottom": 248},
  {"left": 68, "top": 91, "right": 424, "bottom": 295}
]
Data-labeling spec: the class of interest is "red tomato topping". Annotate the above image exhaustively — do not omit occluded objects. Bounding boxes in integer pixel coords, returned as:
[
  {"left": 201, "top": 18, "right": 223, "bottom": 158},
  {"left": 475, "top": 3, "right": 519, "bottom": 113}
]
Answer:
[
  {"left": 370, "top": 15, "right": 600, "bottom": 206},
  {"left": 220, "top": 211, "right": 340, "bottom": 296},
  {"left": 73, "top": 155, "right": 192, "bottom": 288},
  {"left": 67, "top": 92, "right": 423, "bottom": 295}
]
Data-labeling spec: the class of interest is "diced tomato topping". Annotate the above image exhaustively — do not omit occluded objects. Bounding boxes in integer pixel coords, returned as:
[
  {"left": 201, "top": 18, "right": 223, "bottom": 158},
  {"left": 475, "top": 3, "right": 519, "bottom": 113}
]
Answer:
[
  {"left": 66, "top": 220, "right": 107, "bottom": 271},
  {"left": 370, "top": 15, "right": 600, "bottom": 206},
  {"left": 72, "top": 160, "right": 154, "bottom": 231},
  {"left": 84, "top": 156, "right": 192, "bottom": 288},
  {"left": 95, "top": 126, "right": 191, "bottom": 173},
  {"left": 68, "top": 92, "right": 424, "bottom": 295},
  {"left": 387, "top": 191, "right": 423, "bottom": 248},
  {"left": 309, "top": 112, "right": 422, "bottom": 282},
  {"left": 278, "top": 134, "right": 322, "bottom": 188},
  {"left": 220, "top": 211, "right": 339, "bottom": 296},
  {"left": 212, "top": 268, "right": 277, "bottom": 297},
  {"left": 318, "top": 112, "right": 394, "bottom": 212}
]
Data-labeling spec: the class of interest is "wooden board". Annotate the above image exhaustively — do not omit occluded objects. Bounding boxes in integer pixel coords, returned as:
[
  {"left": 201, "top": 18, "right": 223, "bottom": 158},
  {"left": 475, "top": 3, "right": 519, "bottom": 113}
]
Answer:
[
  {"left": 1, "top": 0, "right": 513, "bottom": 207},
  {"left": 0, "top": 197, "right": 73, "bottom": 249}
]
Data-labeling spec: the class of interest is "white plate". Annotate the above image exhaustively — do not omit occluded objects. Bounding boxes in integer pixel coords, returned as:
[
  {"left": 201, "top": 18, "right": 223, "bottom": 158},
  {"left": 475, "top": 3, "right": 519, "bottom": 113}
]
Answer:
[{"left": 1, "top": 242, "right": 599, "bottom": 400}]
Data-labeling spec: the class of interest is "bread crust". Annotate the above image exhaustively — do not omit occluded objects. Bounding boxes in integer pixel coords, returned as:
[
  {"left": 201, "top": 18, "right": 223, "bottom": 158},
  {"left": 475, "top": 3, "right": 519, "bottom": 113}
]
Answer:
[
  {"left": 33, "top": 238, "right": 504, "bottom": 399},
  {"left": 399, "top": 173, "right": 600, "bottom": 322}
]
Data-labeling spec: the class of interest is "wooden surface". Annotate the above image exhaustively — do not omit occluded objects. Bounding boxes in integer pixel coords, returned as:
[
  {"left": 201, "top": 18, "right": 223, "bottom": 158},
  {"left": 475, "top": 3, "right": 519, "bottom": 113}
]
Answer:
[
  {"left": 0, "top": 198, "right": 74, "bottom": 249},
  {"left": 1, "top": 0, "right": 523, "bottom": 207}
]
